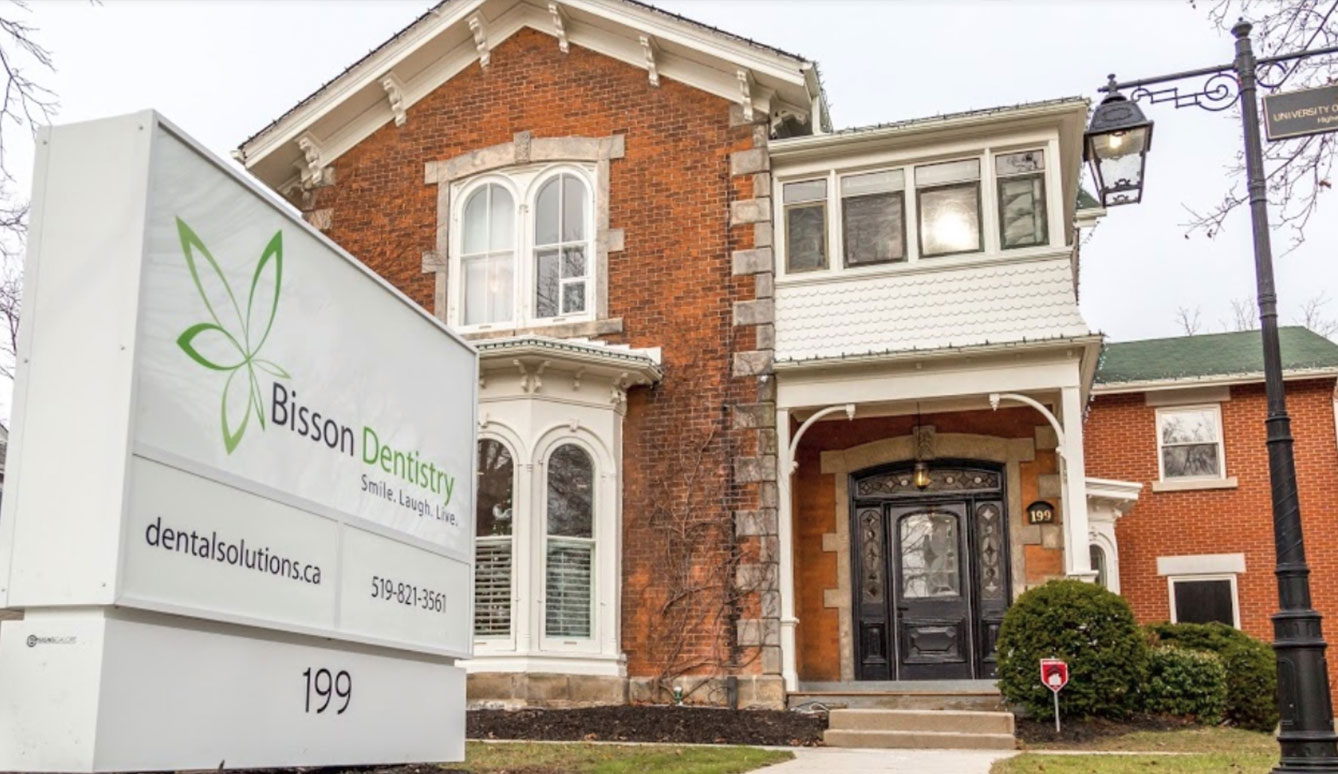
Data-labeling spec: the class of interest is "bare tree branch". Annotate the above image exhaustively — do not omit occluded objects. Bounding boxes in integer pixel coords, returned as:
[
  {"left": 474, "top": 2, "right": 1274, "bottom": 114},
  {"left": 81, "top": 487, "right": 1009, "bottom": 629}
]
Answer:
[
  {"left": 1296, "top": 291, "right": 1338, "bottom": 337},
  {"left": 1176, "top": 305, "right": 1204, "bottom": 334},
  {"left": 1183, "top": 0, "right": 1337, "bottom": 253},
  {"left": 1227, "top": 295, "right": 1259, "bottom": 330}
]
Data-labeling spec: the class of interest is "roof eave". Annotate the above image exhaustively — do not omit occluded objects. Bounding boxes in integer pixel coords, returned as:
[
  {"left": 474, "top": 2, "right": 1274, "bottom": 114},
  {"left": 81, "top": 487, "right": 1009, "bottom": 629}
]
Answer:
[
  {"left": 773, "top": 333, "right": 1103, "bottom": 372},
  {"left": 1093, "top": 367, "right": 1338, "bottom": 395}
]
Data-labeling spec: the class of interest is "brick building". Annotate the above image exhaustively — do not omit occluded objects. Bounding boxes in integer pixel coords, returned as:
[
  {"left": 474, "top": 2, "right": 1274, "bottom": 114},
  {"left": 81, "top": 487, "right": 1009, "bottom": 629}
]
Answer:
[{"left": 233, "top": 0, "right": 1338, "bottom": 711}]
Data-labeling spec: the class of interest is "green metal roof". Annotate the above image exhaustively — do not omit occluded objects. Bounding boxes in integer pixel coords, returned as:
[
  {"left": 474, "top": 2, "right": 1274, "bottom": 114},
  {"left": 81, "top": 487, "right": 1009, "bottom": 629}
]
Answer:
[{"left": 1095, "top": 327, "right": 1338, "bottom": 386}]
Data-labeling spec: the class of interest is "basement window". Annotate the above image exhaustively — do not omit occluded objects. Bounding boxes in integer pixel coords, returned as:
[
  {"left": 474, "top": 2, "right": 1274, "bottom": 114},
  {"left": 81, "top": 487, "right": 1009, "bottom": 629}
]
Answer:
[{"left": 1168, "top": 575, "right": 1239, "bottom": 628}]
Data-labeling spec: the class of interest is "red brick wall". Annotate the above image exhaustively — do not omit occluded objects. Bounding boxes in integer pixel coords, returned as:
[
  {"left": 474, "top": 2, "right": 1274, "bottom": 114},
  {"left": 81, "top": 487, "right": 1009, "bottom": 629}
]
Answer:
[
  {"left": 306, "top": 29, "right": 762, "bottom": 680},
  {"left": 1085, "top": 379, "right": 1338, "bottom": 696}
]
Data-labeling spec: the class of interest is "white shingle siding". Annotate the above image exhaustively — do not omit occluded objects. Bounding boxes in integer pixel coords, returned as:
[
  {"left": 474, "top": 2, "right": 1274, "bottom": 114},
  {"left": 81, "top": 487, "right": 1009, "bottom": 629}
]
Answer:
[{"left": 774, "top": 257, "right": 1091, "bottom": 362}]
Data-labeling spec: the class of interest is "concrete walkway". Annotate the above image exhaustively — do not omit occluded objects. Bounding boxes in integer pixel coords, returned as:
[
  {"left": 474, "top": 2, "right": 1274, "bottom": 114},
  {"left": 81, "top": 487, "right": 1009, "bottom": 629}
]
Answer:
[{"left": 766, "top": 746, "right": 1017, "bottom": 773}]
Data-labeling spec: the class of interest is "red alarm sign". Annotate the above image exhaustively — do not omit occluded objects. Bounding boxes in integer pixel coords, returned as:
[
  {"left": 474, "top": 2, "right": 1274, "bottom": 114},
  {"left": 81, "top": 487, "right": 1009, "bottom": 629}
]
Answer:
[{"left": 1041, "top": 659, "right": 1069, "bottom": 693}]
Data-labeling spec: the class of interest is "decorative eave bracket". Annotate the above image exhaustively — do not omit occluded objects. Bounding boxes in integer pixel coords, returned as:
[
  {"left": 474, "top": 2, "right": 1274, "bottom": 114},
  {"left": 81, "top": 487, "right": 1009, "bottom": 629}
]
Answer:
[
  {"left": 469, "top": 13, "right": 491, "bottom": 69},
  {"left": 640, "top": 34, "right": 660, "bottom": 87},
  {"left": 736, "top": 68, "right": 755, "bottom": 122},
  {"left": 381, "top": 73, "right": 407, "bottom": 127},
  {"left": 548, "top": 2, "right": 569, "bottom": 54},
  {"left": 294, "top": 133, "right": 332, "bottom": 189}
]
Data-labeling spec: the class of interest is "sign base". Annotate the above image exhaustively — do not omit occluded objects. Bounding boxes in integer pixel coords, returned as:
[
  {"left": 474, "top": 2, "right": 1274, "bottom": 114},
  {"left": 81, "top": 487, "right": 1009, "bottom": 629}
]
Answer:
[{"left": 0, "top": 607, "right": 465, "bottom": 772}]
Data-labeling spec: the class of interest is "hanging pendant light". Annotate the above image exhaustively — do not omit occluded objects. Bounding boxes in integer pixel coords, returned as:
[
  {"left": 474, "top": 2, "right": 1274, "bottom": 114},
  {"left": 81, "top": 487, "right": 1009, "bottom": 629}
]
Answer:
[{"left": 913, "top": 402, "right": 931, "bottom": 490}]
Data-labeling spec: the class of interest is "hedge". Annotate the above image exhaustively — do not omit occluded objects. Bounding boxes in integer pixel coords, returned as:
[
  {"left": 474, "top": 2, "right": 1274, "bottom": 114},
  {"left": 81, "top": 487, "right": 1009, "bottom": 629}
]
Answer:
[
  {"left": 1143, "top": 647, "right": 1228, "bottom": 723},
  {"left": 997, "top": 580, "right": 1148, "bottom": 719},
  {"left": 1146, "top": 621, "right": 1278, "bottom": 731}
]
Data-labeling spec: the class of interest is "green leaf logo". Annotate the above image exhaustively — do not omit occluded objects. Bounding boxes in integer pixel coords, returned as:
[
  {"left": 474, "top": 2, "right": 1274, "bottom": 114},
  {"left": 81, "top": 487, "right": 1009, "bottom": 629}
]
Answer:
[{"left": 175, "top": 217, "right": 288, "bottom": 454}]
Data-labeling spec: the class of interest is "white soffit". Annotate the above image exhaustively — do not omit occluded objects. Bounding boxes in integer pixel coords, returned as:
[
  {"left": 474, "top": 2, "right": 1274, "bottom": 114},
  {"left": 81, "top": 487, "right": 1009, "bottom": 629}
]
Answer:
[
  {"left": 238, "top": 0, "right": 816, "bottom": 191},
  {"left": 774, "top": 256, "right": 1092, "bottom": 364}
]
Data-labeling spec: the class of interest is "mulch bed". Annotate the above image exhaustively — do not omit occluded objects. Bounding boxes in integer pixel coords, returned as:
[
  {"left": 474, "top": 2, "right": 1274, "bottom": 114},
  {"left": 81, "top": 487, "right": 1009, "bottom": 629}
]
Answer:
[
  {"left": 1016, "top": 713, "right": 1200, "bottom": 747},
  {"left": 467, "top": 705, "right": 827, "bottom": 747}
]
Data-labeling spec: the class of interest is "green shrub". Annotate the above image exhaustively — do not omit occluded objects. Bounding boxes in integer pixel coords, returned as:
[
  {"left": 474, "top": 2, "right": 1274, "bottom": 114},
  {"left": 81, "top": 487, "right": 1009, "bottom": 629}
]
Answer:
[
  {"left": 1146, "top": 621, "right": 1278, "bottom": 731},
  {"left": 997, "top": 580, "right": 1148, "bottom": 719},
  {"left": 1143, "top": 647, "right": 1228, "bottom": 723}
]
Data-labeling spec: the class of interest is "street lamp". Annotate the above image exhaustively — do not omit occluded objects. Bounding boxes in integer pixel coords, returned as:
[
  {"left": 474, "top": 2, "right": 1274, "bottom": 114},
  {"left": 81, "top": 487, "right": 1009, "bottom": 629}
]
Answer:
[
  {"left": 1083, "top": 79, "right": 1154, "bottom": 207},
  {"left": 1086, "top": 20, "right": 1338, "bottom": 774}
]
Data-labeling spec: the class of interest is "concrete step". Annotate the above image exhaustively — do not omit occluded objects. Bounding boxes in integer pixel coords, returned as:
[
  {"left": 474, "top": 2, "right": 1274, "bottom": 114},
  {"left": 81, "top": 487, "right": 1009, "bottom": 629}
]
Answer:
[
  {"left": 829, "top": 708, "right": 1015, "bottom": 735},
  {"left": 823, "top": 728, "right": 1017, "bottom": 750},
  {"left": 789, "top": 691, "right": 1005, "bottom": 712}
]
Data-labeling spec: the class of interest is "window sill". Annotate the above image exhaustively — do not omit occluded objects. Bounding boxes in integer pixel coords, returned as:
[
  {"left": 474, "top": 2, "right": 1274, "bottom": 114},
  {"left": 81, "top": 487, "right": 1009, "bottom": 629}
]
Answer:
[
  {"left": 774, "top": 246, "right": 1070, "bottom": 288},
  {"left": 1152, "top": 476, "right": 1238, "bottom": 493},
  {"left": 462, "top": 317, "right": 624, "bottom": 341}
]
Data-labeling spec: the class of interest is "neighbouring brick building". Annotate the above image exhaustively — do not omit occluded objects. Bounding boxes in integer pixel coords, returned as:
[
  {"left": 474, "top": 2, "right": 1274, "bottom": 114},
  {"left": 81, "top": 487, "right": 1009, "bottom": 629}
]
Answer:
[{"left": 234, "top": 0, "right": 1338, "bottom": 710}]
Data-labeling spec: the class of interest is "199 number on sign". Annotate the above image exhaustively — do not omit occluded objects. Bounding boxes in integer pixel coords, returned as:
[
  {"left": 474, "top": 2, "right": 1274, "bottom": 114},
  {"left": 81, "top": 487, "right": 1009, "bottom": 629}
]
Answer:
[{"left": 302, "top": 667, "right": 352, "bottom": 714}]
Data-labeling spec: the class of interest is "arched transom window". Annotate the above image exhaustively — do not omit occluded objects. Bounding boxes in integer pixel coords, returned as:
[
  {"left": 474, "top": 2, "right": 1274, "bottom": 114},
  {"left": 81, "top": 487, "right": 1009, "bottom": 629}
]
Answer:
[{"left": 454, "top": 166, "right": 595, "bottom": 330}]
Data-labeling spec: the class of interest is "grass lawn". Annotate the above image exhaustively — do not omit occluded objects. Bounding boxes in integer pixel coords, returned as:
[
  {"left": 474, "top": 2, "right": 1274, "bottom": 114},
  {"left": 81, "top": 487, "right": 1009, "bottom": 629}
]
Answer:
[
  {"left": 995, "top": 726, "right": 1278, "bottom": 773},
  {"left": 457, "top": 741, "right": 793, "bottom": 774}
]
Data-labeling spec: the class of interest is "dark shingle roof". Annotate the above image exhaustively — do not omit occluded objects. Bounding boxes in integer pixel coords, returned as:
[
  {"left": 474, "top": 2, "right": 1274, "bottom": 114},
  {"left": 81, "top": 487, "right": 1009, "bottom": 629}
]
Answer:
[{"left": 1095, "top": 327, "right": 1338, "bottom": 386}]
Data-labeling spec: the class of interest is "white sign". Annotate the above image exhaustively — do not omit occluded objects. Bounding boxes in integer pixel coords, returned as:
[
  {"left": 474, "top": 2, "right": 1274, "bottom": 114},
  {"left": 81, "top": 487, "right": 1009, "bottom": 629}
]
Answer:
[{"left": 0, "top": 111, "right": 476, "bottom": 771}]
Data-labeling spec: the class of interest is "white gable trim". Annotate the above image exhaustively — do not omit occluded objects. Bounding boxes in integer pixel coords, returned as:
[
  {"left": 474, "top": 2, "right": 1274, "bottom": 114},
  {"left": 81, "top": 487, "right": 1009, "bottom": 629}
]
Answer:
[{"left": 239, "top": 0, "right": 818, "bottom": 192}]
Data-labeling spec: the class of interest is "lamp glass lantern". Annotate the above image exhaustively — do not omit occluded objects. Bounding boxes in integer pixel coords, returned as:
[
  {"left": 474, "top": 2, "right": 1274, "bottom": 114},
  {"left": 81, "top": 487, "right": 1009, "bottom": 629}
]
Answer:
[{"left": 1083, "top": 86, "right": 1154, "bottom": 207}]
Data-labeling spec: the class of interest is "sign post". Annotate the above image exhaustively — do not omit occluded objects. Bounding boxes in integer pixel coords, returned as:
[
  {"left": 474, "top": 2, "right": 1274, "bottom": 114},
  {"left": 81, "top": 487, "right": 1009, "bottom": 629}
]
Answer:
[
  {"left": 0, "top": 111, "right": 477, "bottom": 772},
  {"left": 1040, "top": 658, "right": 1069, "bottom": 734}
]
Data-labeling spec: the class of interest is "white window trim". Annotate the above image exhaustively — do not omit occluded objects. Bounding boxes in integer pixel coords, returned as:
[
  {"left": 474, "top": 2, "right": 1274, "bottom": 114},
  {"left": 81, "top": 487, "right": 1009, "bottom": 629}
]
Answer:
[
  {"left": 448, "top": 163, "right": 596, "bottom": 334},
  {"left": 774, "top": 141, "right": 1060, "bottom": 283},
  {"left": 1155, "top": 403, "right": 1228, "bottom": 484},
  {"left": 1167, "top": 573, "right": 1241, "bottom": 629},
  {"left": 473, "top": 435, "right": 519, "bottom": 649},
  {"left": 538, "top": 439, "right": 601, "bottom": 653}
]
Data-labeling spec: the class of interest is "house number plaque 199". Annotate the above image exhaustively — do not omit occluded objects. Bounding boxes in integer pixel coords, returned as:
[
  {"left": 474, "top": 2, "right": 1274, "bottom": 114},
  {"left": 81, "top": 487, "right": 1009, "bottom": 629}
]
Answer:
[{"left": 1026, "top": 501, "right": 1056, "bottom": 525}]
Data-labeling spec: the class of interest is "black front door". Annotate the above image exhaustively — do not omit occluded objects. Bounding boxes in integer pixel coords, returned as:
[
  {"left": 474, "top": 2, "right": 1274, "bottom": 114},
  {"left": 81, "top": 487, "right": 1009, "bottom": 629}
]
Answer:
[
  {"left": 850, "top": 463, "right": 1011, "bottom": 681},
  {"left": 892, "top": 503, "right": 972, "bottom": 680}
]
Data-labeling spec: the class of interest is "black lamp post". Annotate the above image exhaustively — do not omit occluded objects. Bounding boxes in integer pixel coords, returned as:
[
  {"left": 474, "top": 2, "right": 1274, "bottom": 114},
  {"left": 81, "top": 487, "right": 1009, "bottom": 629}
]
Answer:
[{"left": 1085, "top": 21, "right": 1338, "bottom": 773}]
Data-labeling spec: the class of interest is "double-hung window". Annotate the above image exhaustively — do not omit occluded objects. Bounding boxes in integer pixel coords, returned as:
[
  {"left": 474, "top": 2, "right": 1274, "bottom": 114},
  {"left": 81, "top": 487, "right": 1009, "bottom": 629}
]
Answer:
[
  {"left": 455, "top": 167, "right": 594, "bottom": 330},
  {"left": 545, "top": 444, "right": 595, "bottom": 640},
  {"left": 474, "top": 439, "right": 515, "bottom": 639},
  {"left": 917, "top": 159, "right": 982, "bottom": 257},
  {"left": 783, "top": 179, "right": 828, "bottom": 272},
  {"left": 996, "top": 150, "right": 1048, "bottom": 249},
  {"left": 1157, "top": 405, "right": 1226, "bottom": 481},
  {"left": 841, "top": 170, "right": 906, "bottom": 267}
]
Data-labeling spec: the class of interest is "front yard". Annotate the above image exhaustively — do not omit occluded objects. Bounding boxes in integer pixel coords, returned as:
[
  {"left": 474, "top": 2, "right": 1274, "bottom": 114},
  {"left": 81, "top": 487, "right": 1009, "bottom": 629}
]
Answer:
[
  {"left": 455, "top": 741, "right": 792, "bottom": 774},
  {"left": 995, "top": 726, "right": 1278, "bottom": 773}
]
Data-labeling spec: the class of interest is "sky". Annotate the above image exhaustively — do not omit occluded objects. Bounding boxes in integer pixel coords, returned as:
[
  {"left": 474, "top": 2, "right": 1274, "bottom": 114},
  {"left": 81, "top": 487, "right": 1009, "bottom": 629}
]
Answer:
[{"left": 6, "top": 0, "right": 1337, "bottom": 349}]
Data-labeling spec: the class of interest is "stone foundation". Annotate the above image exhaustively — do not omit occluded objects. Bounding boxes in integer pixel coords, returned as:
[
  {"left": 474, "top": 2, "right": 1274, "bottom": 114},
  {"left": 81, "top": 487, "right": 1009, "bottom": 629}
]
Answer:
[
  {"left": 467, "top": 672, "right": 627, "bottom": 709},
  {"left": 628, "top": 675, "right": 785, "bottom": 709}
]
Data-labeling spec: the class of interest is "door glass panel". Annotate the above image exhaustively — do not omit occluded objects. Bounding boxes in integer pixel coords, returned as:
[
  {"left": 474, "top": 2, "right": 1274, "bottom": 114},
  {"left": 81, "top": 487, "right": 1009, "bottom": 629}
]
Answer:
[{"left": 900, "top": 511, "right": 960, "bottom": 599}]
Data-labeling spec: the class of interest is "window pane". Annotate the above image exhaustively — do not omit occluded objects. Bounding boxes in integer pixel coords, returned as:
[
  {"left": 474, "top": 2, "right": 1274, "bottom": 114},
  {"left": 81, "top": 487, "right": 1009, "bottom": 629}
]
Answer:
[
  {"left": 999, "top": 175, "right": 1047, "bottom": 249},
  {"left": 463, "top": 256, "right": 489, "bottom": 326},
  {"left": 786, "top": 204, "right": 826, "bottom": 272},
  {"left": 1161, "top": 409, "right": 1219, "bottom": 444},
  {"left": 477, "top": 439, "right": 514, "bottom": 537},
  {"left": 535, "top": 178, "right": 560, "bottom": 246},
  {"left": 561, "top": 246, "right": 586, "bottom": 279},
  {"left": 548, "top": 444, "right": 593, "bottom": 538},
  {"left": 920, "top": 184, "right": 981, "bottom": 256},
  {"left": 1164, "top": 444, "right": 1221, "bottom": 478},
  {"left": 843, "top": 192, "right": 904, "bottom": 266},
  {"left": 562, "top": 175, "right": 587, "bottom": 241},
  {"left": 546, "top": 540, "right": 592, "bottom": 638},
  {"left": 783, "top": 179, "right": 826, "bottom": 204},
  {"left": 1174, "top": 579, "right": 1234, "bottom": 626},
  {"left": 474, "top": 538, "right": 512, "bottom": 637},
  {"left": 1090, "top": 545, "right": 1108, "bottom": 590},
  {"left": 842, "top": 169, "right": 904, "bottom": 197},
  {"left": 995, "top": 150, "right": 1044, "bottom": 176},
  {"left": 562, "top": 281, "right": 586, "bottom": 315},
  {"left": 492, "top": 254, "right": 514, "bottom": 322},
  {"left": 462, "top": 187, "right": 489, "bottom": 254},
  {"left": 536, "top": 248, "right": 560, "bottom": 318},
  {"left": 489, "top": 186, "right": 514, "bottom": 249},
  {"left": 900, "top": 511, "right": 960, "bottom": 599},
  {"left": 915, "top": 159, "right": 980, "bottom": 187}
]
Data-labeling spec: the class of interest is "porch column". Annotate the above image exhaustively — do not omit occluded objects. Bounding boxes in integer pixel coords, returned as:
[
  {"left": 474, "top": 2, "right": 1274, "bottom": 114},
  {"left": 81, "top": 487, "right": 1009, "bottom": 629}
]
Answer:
[
  {"left": 1060, "top": 386, "right": 1095, "bottom": 578},
  {"left": 776, "top": 407, "right": 799, "bottom": 692}
]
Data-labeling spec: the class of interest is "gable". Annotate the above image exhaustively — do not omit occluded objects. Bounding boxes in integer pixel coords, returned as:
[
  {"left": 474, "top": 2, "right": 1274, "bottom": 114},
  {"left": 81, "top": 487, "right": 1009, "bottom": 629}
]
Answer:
[{"left": 237, "top": 0, "right": 825, "bottom": 193}]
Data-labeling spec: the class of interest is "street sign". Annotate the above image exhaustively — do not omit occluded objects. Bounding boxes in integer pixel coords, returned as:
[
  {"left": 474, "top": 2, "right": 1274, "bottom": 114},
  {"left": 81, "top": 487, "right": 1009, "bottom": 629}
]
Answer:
[
  {"left": 1263, "top": 84, "right": 1338, "bottom": 141},
  {"left": 1041, "top": 658, "right": 1069, "bottom": 733},
  {"left": 0, "top": 111, "right": 477, "bottom": 772}
]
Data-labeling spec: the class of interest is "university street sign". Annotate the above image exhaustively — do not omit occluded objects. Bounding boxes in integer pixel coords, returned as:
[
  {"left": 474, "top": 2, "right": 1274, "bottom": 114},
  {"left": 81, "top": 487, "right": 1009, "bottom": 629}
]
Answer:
[{"left": 1263, "top": 84, "right": 1338, "bottom": 141}]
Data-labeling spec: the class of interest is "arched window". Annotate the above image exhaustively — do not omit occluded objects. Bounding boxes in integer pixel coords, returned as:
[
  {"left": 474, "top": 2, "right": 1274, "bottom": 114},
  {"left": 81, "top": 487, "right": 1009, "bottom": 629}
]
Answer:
[
  {"left": 545, "top": 443, "right": 594, "bottom": 639},
  {"left": 474, "top": 439, "right": 515, "bottom": 638},
  {"left": 461, "top": 183, "right": 515, "bottom": 326},
  {"left": 533, "top": 174, "right": 589, "bottom": 319},
  {"left": 1090, "top": 544, "right": 1108, "bottom": 590}
]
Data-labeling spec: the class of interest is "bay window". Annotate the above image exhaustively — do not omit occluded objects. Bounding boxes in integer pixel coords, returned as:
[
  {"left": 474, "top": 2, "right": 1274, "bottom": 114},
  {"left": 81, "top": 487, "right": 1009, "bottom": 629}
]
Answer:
[
  {"left": 545, "top": 443, "right": 595, "bottom": 640},
  {"left": 474, "top": 438, "right": 515, "bottom": 638},
  {"left": 917, "top": 158, "right": 982, "bottom": 257},
  {"left": 841, "top": 170, "right": 906, "bottom": 267},
  {"left": 996, "top": 150, "right": 1048, "bottom": 249},
  {"left": 783, "top": 179, "right": 827, "bottom": 272}
]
